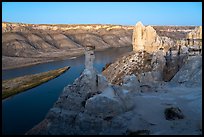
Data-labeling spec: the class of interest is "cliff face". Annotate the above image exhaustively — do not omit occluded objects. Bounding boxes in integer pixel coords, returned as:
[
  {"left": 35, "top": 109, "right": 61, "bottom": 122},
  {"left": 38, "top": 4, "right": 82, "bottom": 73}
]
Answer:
[
  {"left": 154, "top": 26, "right": 196, "bottom": 40},
  {"left": 2, "top": 22, "right": 134, "bottom": 33},
  {"left": 2, "top": 22, "right": 133, "bottom": 58}
]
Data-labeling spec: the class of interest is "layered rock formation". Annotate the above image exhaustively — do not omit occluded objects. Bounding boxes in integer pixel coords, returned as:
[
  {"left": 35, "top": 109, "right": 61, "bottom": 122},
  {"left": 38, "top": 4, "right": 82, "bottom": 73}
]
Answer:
[
  {"left": 2, "top": 22, "right": 199, "bottom": 70},
  {"left": 2, "top": 22, "right": 133, "bottom": 70},
  {"left": 154, "top": 26, "right": 195, "bottom": 40},
  {"left": 2, "top": 22, "right": 134, "bottom": 33}
]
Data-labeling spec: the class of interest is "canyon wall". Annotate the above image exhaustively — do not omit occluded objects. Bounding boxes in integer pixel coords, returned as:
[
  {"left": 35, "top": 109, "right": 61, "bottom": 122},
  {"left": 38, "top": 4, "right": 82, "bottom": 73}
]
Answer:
[
  {"left": 2, "top": 22, "right": 133, "bottom": 58},
  {"left": 2, "top": 22, "right": 200, "bottom": 70}
]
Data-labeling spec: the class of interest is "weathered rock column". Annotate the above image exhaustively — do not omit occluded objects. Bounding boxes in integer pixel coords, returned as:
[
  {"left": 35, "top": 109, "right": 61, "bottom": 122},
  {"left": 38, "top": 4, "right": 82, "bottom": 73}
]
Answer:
[
  {"left": 186, "top": 26, "right": 202, "bottom": 46},
  {"left": 132, "top": 21, "right": 170, "bottom": 53},
  {"left": 132, "top": 21, "right": 145, "bottom": 52},
  {"left": 85, "top": 45, "right": 95, "bottom": 72},
  {"left": 84, "top": 44, "right": 97, "bottom": 93}
]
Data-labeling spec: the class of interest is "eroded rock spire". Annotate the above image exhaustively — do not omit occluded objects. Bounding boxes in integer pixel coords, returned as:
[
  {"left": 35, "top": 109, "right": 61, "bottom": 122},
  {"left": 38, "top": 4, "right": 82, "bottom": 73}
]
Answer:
[
  {"left": 84, "top": 44, "right": 95, "bottom": 72},
  {"left": 132, "top": 21, "right": 170, "bottom": 53}
]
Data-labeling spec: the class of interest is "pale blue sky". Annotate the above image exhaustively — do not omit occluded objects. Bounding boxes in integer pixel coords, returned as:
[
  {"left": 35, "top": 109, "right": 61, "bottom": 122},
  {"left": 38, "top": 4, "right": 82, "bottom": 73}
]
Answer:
[{"left": 2, "top": 2, "right": 202, "bottom": 26}]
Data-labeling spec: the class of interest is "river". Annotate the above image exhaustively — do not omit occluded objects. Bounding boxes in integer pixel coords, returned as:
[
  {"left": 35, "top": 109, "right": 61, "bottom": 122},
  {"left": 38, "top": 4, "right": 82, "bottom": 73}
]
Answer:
[{"left": 2, "top": 46, "right": 132, "bottom": 135}]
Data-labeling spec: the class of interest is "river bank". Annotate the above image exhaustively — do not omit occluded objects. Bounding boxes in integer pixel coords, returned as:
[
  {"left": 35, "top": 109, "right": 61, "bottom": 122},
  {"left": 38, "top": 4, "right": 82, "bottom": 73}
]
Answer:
[
  {"left": 2, "top": 66, "right": 70, "bottom": 99},
  {"left": 2, "top": 46, "right": 130, "bottom": 70}
]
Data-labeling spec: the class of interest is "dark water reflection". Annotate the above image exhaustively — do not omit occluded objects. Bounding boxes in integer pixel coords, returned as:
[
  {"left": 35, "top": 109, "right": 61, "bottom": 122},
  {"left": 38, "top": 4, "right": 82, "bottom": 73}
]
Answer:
[{"left": 2, "top": 46, "right": 132, "bottom": 135}]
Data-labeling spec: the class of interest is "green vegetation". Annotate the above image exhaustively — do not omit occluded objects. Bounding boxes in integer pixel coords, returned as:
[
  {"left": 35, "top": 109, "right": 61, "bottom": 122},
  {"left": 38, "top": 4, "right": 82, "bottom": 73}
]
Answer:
[{"left": 2, "top": 66, "right": 70, "bottom": 100}]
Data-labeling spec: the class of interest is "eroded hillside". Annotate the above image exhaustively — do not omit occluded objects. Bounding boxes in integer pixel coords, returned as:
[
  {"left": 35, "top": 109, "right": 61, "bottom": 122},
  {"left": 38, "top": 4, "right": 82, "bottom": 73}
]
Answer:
[{"left": 2, "top": 22, "right": 197, "bottom": 69}]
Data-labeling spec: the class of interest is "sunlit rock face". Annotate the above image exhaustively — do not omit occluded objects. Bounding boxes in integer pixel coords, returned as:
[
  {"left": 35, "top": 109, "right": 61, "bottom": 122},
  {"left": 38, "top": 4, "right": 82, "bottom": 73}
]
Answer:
[
  {"left": 104, "top": 21, "right": 198, "bottom": 84},
  {"left": 103, "top": 22, "right": 172, "bottom": 85},
  {"left": 186, "top": 26, "right": 202, "bottom": 48},
  {"left": 132, "top": 22, "right": 145, "bottom": 51},
  {"left": 132, "top": 21, "right": 173, "bottom": 53},
  {"left": 102, "top": 51, "right": 153, "bottom": 85},
  {"left": 186, "top": 26, "right": 202, "bottom": 40}
]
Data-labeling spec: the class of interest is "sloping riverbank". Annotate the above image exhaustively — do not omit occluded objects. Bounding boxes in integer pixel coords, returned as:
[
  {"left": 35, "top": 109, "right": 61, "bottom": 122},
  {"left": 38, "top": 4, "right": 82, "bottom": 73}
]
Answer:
[{"left": 2, "top": 66, "right": 70, "bottom": 99}]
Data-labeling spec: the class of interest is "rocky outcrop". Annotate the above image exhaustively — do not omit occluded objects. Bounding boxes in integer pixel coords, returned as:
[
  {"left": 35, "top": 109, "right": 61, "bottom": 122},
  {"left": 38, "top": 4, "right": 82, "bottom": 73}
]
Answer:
[
  {"left": 103, "top": 21, "right": 199, "bottom": 84},
  {"left": 26, "top": 47, "right": 135, "bottom": 135},
  {"left": 132, "top": 22, "right": 173, "bottom": 53},
  {"left": 154, "top": 26, "right": 196, "bottom": 40},
  {"left": 103, "top": 21, "right": 172, "bottom": 85},
  {"left": 170, "top": 55, "right": 202, "bottom": 87},
  {"left": 162, "top": 47, "right": 189, "bottom": 81},
  {"left": 27, "top": 52, "right": 202, "bottom": 135},
  {"left": 186, "top": 26, "right": 202, "bottom": 40},
  {"left": 102, "top": 51, "right": 153, "bottom": 85},
  {"left": 186, "top": 26, "right": 202, "bottom": 55},
  {"left": 26, "top": 74, "right": 135, "bottom": 135}
]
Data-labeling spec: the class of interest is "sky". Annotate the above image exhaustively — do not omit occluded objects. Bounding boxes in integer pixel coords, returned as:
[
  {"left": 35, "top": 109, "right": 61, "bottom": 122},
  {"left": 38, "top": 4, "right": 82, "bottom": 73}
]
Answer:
[{"left": 2, "top": 2, "right": 202, "bottom": 26}]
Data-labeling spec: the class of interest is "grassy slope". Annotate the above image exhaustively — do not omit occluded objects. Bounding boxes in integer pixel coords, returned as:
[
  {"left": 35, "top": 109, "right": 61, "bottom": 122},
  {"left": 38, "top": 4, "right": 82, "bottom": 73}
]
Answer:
[{"left": 2, "top": 66, "right": 70, "bottom": 100}]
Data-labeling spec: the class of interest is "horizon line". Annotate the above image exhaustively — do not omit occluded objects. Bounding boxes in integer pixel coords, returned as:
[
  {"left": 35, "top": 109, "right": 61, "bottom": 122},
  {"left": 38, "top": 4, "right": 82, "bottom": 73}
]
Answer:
[{"left": 2, "top": 21, "right": 201, "bottom": 27}]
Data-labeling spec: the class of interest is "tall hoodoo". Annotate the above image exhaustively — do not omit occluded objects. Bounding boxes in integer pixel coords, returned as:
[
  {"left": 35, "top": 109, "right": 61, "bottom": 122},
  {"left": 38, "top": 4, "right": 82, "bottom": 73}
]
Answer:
[
  {"left": 186, "top": 26, "right": 202, "bottom": 47},
  {"left": 186, "top": 26, "right": 202, "bottom": 40},
  {"left": 84, "top": 44, "right": 95, "bottom": 72},
  {"left": 132, "top": 21, "right": 145, "bottom": 51},
  {"left": 132, "top": 21, "right": 168, "bottom": 53}
]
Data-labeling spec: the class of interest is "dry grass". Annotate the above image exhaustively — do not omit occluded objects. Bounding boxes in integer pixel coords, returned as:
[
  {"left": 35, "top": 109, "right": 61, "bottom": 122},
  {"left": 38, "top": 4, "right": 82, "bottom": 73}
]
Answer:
[{"left": 2, "top": 66, "right": 70, "bottom": 100}]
